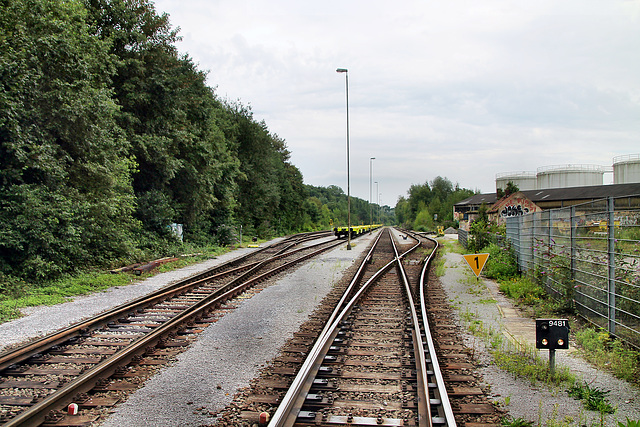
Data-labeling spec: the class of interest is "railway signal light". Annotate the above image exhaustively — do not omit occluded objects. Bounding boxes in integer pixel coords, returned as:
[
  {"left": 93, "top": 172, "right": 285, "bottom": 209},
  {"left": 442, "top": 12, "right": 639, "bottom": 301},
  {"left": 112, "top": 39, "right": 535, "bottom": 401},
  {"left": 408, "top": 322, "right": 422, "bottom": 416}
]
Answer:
[
  {"left": 536, "top": 319, "right": 569, "bottom": 375},
  {"left": 536, "top": 319, "right": 569, "bottom": 350}
]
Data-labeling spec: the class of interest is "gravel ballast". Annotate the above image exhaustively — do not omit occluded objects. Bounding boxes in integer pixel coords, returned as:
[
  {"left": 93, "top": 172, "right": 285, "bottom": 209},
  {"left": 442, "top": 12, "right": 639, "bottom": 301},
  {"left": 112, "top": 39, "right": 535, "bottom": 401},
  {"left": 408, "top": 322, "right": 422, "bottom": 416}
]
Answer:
[
  {"left": 1, "top": 233, "right": 638, "bottom": 426},
  {"left": 0, "top": 245, "right": 266, "bottom": 353},
  {"left": 96, "top": 236, "right": 375, "bottom": 426}
]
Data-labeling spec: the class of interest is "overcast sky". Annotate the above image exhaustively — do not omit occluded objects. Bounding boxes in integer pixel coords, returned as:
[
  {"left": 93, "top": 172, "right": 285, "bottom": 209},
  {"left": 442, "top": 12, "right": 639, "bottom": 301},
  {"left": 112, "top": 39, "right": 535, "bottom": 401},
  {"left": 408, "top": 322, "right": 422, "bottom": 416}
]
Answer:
[{"left": 153, "top": 0, "right": 640, "bottom": 206}]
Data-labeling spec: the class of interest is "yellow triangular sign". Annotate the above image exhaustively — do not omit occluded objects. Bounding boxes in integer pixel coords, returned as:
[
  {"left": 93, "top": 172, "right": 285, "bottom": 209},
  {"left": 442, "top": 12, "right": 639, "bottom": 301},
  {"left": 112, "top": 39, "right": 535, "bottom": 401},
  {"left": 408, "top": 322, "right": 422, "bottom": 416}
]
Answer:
[{"left": 462, "top": 253, "right": 490, "bottom": 277}]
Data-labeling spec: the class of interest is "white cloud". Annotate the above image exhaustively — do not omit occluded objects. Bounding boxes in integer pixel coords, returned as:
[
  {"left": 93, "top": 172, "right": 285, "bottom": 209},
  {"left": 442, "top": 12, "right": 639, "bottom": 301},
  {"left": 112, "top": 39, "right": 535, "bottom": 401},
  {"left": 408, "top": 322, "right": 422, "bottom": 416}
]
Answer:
[{"left": 154, "top": 0, "right": 640, "bottom": 204}]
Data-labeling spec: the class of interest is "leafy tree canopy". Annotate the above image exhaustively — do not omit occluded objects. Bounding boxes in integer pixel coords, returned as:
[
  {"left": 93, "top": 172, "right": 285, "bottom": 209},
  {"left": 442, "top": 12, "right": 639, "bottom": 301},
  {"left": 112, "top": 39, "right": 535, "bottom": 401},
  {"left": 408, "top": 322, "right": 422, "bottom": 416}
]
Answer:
[
  {"left": 395, "top": 176, "right": 475, "bottom": 230},
  {"left": 0, "top": 0, "right": 138, "bottom": 280},
  {"left": 0, "top": 0, "right": 306, "bottom": 284}
]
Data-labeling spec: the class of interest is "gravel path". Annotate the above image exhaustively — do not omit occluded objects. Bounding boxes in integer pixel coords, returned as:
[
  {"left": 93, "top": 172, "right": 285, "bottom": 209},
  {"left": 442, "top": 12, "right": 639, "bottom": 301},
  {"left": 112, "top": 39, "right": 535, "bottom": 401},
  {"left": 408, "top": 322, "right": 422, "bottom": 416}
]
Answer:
[{"left": 438, "top": 237, "right": 640, "bottom": 426}]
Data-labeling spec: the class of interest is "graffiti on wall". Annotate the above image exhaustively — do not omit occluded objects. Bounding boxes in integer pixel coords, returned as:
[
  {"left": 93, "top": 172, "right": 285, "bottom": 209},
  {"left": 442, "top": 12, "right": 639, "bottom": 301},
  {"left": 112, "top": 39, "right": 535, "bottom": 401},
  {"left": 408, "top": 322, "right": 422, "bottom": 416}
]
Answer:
[
  {"left": 500, "top": 204, "right": 529, "bottom": 217},
  {"left": 498, "top": 196, "right": 539, "bottom": 218}
]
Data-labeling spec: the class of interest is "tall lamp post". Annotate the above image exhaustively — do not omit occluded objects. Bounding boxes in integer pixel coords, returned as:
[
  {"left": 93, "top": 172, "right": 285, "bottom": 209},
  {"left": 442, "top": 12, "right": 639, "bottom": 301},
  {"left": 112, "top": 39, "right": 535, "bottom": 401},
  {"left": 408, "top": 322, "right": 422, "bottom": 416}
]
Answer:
[
  {"left": 369, "top": 157, "right": 375, "bottom": 230},
  {"left": 375, "top": 181, "right": 379, "bottom": 223},
  {"left": 336, "top": 68, "right": 351, "bottom": 250}
]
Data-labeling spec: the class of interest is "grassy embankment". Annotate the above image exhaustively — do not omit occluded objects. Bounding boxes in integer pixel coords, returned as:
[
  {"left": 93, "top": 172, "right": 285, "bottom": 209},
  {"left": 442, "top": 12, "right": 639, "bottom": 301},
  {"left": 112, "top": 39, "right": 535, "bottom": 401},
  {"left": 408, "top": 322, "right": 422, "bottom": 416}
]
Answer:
[{"left": 0, "top": 244, "right": 235, "bottom": 324}]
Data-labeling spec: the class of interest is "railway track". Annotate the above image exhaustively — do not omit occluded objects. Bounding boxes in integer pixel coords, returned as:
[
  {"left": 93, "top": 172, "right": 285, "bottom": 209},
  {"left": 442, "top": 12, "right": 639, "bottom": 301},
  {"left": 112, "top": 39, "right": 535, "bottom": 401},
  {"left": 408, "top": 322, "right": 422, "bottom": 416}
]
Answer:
[
  {"left": 267, "top": 228, "right": 452, "bottom": 426},
  {"left": 0, "top": 231, "right": 341, "bottom": 427},
  {"left": 212, "top": 228, "right": 503, "bottom": 427}
]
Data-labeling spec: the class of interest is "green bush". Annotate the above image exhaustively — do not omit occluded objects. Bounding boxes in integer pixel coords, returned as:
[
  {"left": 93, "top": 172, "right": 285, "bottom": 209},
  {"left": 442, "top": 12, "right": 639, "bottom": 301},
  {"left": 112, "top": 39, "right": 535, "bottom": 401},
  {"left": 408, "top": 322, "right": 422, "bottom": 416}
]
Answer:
[
  {"left": 413, "top": 207, "right": 435, "bottom": 232},
  {"left": 498, "top": 276, "right": 546, "bottom": 306},
  {"left": 493, "top": 349, "right": 572, "bottom": 385},
  {"left": 618, "top": 418, "right": 640, "bottom": 427},
  {"left": 567, "top": 381, "right": 615, "bottom": 414},
  {"left": 483, "top": 243, "right": 518, "bottom": 280},
  {"left": 468, "top": 220, "right": 490, "bottom": 253},
  {"left": 501, "top": 417, "right": 534, "bottom": 427}
]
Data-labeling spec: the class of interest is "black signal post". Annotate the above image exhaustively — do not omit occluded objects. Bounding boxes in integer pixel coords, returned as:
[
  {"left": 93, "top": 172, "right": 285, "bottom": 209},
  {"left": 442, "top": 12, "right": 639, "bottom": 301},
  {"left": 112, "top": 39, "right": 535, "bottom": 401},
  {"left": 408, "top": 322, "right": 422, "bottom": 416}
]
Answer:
[{"left": 536, "top": 319, "right": 570, "bottom": 374}]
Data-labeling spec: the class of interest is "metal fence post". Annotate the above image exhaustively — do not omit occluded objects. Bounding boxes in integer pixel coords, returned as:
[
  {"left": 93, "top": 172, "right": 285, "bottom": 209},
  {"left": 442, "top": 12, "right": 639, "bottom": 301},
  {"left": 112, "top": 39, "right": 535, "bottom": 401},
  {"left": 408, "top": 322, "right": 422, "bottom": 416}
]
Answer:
[
  {"left": 506, "top": 217, "right": 519, "bottom": 269},
  {"left": 548, "top": 211, "right": 554, "bottom": 292},
  {"left": 492, "top": 195, "right": 640, "bottom": 347},
  {"left": 532, "top": 213, "right": 539, "bottom": 273},
  {"left": 607, "top": 196, "right": 616, "bottom": 335},
  {"left": 570, "top": 206, "right": 576, "bottom": 290},
  {"left": 523, "top": 214, "right": 532, "bottom": 272}
]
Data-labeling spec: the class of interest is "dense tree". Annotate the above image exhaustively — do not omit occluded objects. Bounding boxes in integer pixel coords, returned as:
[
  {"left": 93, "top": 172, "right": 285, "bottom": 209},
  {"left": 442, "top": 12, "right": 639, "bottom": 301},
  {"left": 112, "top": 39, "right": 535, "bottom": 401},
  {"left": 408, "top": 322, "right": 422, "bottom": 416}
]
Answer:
[
  {"left": 407, "top": 183, "right": 431, "bottom": 220},
  {"left": 216, "top": 102, "right": 305, "bottom": 238},
  {"left": 496, "top": 181, "right": 519, "bottom": 199},
  {"left": 468, "top": 204, "right": 490, "bottom": 252},
  {"left": 0, "top": 0, "right": 308, "bottom": 284},
  {"left": 0, "top": 0, "right": 138, "bottom": 280},
  {"left": 84, "top": 0, "right": 241, "bottom": 240},
  {"left": 302, "top": 185, "right": 395, "bottom": 231},
  {"left": 395, "top": 176, "right": 475, "bottom": 230},
  {"left": 430, "top": 176, "right": 454, "bottom": 203},
  {"left": 395, "top": 197, "right": 411, "bottom": 226},
  {"left": 1, "top": 0, "right": 409, "bottom": 287},
  {"left": 277, "top": 162, "right": 307, "bottom": 232}
]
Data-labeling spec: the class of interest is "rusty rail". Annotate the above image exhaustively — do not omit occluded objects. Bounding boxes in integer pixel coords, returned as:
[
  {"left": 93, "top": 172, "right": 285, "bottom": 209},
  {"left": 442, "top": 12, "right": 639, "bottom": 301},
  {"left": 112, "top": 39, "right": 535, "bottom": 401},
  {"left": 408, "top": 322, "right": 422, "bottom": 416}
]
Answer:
[{"left": 0, "top": 232, "right": 342, "bottom": 427}]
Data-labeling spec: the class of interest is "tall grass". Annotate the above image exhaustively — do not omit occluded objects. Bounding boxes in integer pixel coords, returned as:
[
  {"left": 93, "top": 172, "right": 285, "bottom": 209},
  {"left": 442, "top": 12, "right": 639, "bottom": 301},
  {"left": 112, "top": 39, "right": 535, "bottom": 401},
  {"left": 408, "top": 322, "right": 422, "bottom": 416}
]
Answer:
[{"left": 575, "top": 328, "right": 640, "bottom": 386}]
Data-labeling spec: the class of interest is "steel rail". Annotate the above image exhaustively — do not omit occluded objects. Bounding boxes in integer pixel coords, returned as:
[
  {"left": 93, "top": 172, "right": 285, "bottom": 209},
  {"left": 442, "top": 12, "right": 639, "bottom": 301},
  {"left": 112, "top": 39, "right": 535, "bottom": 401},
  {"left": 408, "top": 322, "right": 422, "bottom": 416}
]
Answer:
[
  {"left": 0, "top": 235, "right": 335, "bottom": 372},
  {"left": 398, "top": 228, "right": 456, "bottom": 425},
  {"left": 0, "top": 261, "right": 256, "bottom": 372},
  {"left": 271, "top": 231, "right": 334, "bottom": 256},
  {"left": 2, "top": 238, "right": 344, "bottom": 427},
  {"left": 417, "top": 234, "right": 456, "bottom": 426},
  {"left": 400, "top": 230, "right": 457, "bottom": 426},
  {"left": 269, "top": 228, "right": 426, "bottom": 427},
  {"left": 317, "top": 229, "right": 384, "bottom": 343},
  {"left": 268, "top": 230, "right": 396, "bottom": 427},
  {"left": 391, "top": 230, "right": 431, "bottom": 426}
]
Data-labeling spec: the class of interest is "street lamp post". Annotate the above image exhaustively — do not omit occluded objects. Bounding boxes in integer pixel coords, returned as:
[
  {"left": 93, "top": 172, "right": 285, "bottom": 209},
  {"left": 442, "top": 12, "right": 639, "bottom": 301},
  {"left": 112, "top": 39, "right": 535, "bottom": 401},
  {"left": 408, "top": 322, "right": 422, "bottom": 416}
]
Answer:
[
  {"left": 374, "top": 181, "right": 379, "bottom": 223},
  {"left": 369, "top": 157, "right": 375, "bottom": 231},
  {"left": 336, "top": 68, "right": 351, "bottom": 250}
]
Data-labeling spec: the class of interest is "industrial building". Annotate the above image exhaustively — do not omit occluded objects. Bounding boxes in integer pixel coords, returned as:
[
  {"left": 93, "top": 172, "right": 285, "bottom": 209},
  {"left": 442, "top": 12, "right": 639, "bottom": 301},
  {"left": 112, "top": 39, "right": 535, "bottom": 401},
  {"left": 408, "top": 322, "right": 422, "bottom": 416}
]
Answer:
[{"left": 455, "top": 154, "right": 640, "bottom": 229}]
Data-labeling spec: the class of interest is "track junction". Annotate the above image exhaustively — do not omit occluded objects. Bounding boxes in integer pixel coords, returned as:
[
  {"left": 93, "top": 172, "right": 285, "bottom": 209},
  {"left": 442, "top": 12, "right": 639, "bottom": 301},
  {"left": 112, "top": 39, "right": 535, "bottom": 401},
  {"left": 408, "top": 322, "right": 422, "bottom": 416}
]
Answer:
[{"left": 0, "top": 228, "right": 502, "bottom": 427}]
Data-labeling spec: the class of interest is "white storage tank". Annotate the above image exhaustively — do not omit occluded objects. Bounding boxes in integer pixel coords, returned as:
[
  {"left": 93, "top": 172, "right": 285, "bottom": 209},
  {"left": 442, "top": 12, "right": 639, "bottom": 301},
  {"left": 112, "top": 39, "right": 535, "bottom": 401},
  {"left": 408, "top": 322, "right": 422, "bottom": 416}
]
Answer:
[
  {"left": 536, "top": 164, "right": 604, "bottom": 189},
  {"left": 495, "top": 171, "right": 537, "bottom": 192},
  {"left": 613, "top": 154, "right": 640, "bottom": 184}
]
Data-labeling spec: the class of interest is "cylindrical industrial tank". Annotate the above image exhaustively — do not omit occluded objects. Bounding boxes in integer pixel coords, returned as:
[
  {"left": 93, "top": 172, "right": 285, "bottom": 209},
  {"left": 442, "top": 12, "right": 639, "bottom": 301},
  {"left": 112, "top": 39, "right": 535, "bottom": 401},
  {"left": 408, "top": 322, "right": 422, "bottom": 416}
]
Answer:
[
  {"left": 536, "top": 164, "right": 604, "bottom": 189},
  {"left": 613, "top": 154, "right": 640, "bottom": 184},
  {"left": 495, "top": 171, "right": 537, "bottom": 192}
]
